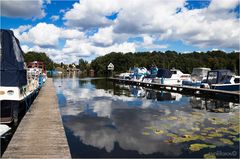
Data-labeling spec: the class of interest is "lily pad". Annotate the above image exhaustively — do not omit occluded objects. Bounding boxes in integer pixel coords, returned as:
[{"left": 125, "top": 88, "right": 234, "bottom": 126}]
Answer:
[
  {"left": 233, "top": 137, "right": 240, "bottom": 142},
  {"left": 219, "top": 138, "right": 234, "bottom": 145},
  {"left": 144, "top": 126, "right": 155, "bottom": 130},
  {"left": 208, "top": 132, "right": 223, "bottom": 138},
  {"left": 154, "top": 129, "right": 164, "bottom": 135},
  {"left": 189, "top": 144, "right": 216, "bottom": 152},
  {"left": 203, "top": 153, "right": 216, "bottom": 159},
  {"left": 166, "top": 116, "right": 178, "bottom": 120},
  {"left": 142, "top": 132, "right": 150, "bottom": 135}
]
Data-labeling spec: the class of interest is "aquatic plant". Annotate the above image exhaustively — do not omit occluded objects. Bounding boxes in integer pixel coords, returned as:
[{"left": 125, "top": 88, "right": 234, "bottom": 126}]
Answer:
[
  {"left": 219, "top": 138, "right": 234, "bottom": 145},
  {"left": 154, "top": 129, "right": 164, "bottom": 135},
  {"left": 207, "top": 132, "right": 223, "bottom": 138},
  {"left": 189, "top": 144, "right": 216, "bottom": 152},
  {"left": 232, "top": 137, "right": 240, "bottom": 142},
  {"left": 142, "top": 132, "right": 150, "bottom": 135},
  {"left": 203, "top": 153, "right": 216, "bottom": 159}
]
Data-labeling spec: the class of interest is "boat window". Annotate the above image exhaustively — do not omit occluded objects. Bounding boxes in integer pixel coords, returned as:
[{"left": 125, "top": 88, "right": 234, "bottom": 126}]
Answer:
[
  {"left": 234, "top": 78, "right": 240, "bottom": 83},
  {"left": 12, "top": 37, "right": 24, "bottom": 62},
  {"left": 171, "top": 71, "right": 177, "bottom": 74},
  {"left": 207, "top": 72, "right": 218, "bottom": 84},
  {"left": 220, "top": 75, "right": 232, "bottom": 84}
]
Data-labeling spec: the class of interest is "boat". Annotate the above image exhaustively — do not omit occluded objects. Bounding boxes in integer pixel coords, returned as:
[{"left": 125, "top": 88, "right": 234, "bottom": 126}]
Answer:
[
  {"left": 0, "top": 124, "right": 11, "bottom": 136},
  {"left": 119, "top": 72, "right": 131, "bottom": 80},
  {"left": 142, "top": 65, "right": 158, "bottom": 83},
  {"left": 130, "top": 67, "right": 149, "bottom": 82},
  {"left": 27, "top": 61, "right": 47, "bottom": 84},
  {"left": 182, "top": 67, "right": 211, "bottom": 87},
  {"left": 0, "top": 29, "right": 39, "bottom": 123},
  {"left": 152, "top": 68, "right": 190, "bottom": 85},
  {"left": 201, "top": 69, "right": 240, "bottom": 91}
]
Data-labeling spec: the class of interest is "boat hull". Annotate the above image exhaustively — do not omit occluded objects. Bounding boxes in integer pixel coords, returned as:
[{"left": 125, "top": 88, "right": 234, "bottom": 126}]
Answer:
[{"left": 210, "top": 84, "right": 240, "bottom": 91}]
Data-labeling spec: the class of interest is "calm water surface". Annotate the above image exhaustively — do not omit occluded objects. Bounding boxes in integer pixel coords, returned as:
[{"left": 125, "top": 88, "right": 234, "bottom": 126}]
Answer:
[{"left": 53, "top": 76, "right": 239, "bottom": 158}]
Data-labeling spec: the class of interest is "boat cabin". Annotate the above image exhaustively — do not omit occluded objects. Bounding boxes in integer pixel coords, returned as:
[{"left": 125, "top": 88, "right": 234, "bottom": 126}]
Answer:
[{"left": 205, "top": 70, "right": 233, "bottom": 84}]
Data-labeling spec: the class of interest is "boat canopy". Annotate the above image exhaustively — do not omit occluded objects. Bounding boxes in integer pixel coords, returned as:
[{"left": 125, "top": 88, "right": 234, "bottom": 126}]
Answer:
[
  {"left": 206, "top": 69, "right": 233, "bottom": 84},
  {"left": 157, "top": 68, "right": 172, "bottom": 78},
  {"left": 0, "top": 29, "right": 27, "bottom": 87}
]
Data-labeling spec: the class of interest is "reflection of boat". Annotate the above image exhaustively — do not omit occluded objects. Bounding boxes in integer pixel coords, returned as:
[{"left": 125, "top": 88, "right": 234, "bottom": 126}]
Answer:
[
  {"left": 201, "top": 70, "right": 240, "bottom": 91},
  {"left": 129, "top": 86, "right": 146, "bottom": 97},
  {"left": 182, "top": 67, "right": 211, "bottom": 87},
  {"left": 146, "top": 90, "right": 182, "bottom": 101},
  {"left": 152, "top": 68, "right": 190, "bottom": 85},
  {"left": 189, "top": 97, "right": 238, "bottom": 113}
]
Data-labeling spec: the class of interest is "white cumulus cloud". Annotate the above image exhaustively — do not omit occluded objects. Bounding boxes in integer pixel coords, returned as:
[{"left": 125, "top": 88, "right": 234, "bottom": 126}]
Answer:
[{"left": 1, "top": 0, "right": 48, "bottom": 19}]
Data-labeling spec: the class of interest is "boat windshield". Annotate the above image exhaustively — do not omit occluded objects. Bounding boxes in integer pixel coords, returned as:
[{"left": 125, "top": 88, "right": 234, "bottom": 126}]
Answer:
[
  {"left": 207, "top": 71, "right": 218, "bottom": 84},
  {"left": 192, "top": 69, "right": 209, "bottom": 76}
]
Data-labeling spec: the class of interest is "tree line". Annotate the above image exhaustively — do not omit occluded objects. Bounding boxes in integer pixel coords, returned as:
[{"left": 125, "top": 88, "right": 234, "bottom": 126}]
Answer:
[
  {"left": 90, "top": 50, "right": 239, "bottom": 76},
  {"left": 23, "top": 50, "right": 239, "bottom": 76}
]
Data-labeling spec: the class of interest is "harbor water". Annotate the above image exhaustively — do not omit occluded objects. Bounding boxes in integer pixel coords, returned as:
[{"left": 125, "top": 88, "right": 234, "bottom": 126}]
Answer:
[{"left": 54, "top": 76, "right": 239, "bottom": 158}]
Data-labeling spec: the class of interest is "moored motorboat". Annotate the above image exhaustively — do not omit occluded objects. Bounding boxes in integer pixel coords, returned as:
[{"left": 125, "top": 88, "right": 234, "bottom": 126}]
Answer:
[
  {"left": 182, "top": 67, "right": 211, "bottom": 87},
  {"left": 201, "top": 69, "right": 240, "bottom": 91},
  {"left": 130, "top": 67, "right": 148, "bottom": 82},
  {"left": 0, "top": 29, "right": 40, "bottom": 124},
  {"left": 152, "top": 68, "right": 190, "bottom": 85}
]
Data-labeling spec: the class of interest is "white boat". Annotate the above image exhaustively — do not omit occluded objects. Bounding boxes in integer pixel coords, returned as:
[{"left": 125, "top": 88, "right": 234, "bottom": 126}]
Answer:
[
  {"left": 0, "top": 124, "right": 11, "bottom": 136},
  {"left": 130, "top": 67, "right": 148, "bottom": 82},
  {"left": 119, "top": 72, "right": 131, "bottom": 79},
  {"left": 0, "top": 29, "right": 40, "bottom": 123},
  {"left": 0, "top": 29, "right": 39, "bottom": 102},
  {"left": 27, "top": 61, "right": 47, "bottom": 84},
  {"left": 201, "top": 70, "right": 240, "bottom": 91},
  {"left": 152, "top": 68, "right": 190, "bottom": 85},
  {"left": 182, "top": 67, "right": 211, "bottom": 87}
]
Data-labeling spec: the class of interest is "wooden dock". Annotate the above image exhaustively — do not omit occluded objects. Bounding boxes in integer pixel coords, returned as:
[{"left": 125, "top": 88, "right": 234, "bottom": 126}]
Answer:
[
  {"left": 2, "top": 78, "right": 71, "bottom": 158},
  {"left": 109, "top": 78, "right": 240, "bottom": 102}
]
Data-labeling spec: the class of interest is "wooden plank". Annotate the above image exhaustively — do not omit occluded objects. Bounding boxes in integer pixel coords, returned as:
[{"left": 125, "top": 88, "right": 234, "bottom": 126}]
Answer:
[{"left": 2, "top": 78, "right": 71, "bottom": 158}]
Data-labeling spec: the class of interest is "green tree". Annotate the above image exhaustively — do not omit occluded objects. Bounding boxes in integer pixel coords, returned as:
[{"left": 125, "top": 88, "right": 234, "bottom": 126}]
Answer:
[{"left": 78, "top": 58, "right": 88, "bottom": 71}]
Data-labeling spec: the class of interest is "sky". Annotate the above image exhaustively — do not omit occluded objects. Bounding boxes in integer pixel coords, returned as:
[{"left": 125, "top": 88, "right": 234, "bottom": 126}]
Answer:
[{"left": 1, "top": 0, "right": 239, "bottom": 64}]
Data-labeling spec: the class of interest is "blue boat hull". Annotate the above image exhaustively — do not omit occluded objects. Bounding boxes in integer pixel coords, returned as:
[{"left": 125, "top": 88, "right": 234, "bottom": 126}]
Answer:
[{"left": 211, "top": 84, "right": 240, "bottom": 91}]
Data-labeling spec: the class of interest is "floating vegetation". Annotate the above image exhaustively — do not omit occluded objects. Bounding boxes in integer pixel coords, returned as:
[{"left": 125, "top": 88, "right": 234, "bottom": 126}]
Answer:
[
  {"left": 191, "top": 127, "right": 200, "bottom": 131},
  {"left": 142, "top": 132, "right": 150, "bottom": 135},
  {"left": 203, "top": 153, "right": 216, "bottom": 159},
  {"left": 154, "top": 129, "right": 164, "bottom": 135},
  {"left": 179, "top": 128, "right": 187, "bottom": 132},
  {"left": 230, "top": 125, "right": 240, "bottom": 133},
  {"left": 182, "top": 134, "right": 191, "bottom": 138},
  {"left": 191, "top": 112, "right": 204, "bottom": 116},
  {"left": 201, "top": 132, "right": 207, "bottom": 136},
  {"left": 165, "top": 133, "right": 178, "bottom": 138},
  {"left": 219, "top": 138, "right": 234, "bottom": 145},
  {"left": 207, "top": 132, "right": 223, "bottom": 138},
  {"left": 189, "top": 144, "right": 216, "bottom": 152},
  {"left": 144, "top": 126, "right": 155, "bottom": 130},
  {"left": 203, "top": 127, "right": 215, "bottom": 131},
  {"left": 233, "top": 137, "right": 240, "bottom": 142},
  {"left": 165, "top": 134, "right": 206, "bottom": 143},
  {"left": 166, "top": 116, "right": 178, "bottom": 120}
]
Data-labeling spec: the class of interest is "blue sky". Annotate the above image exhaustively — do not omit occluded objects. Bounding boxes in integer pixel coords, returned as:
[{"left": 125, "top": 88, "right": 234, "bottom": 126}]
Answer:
[{"left": 1, "top": 0, "right": 239, "bottom": 63}]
